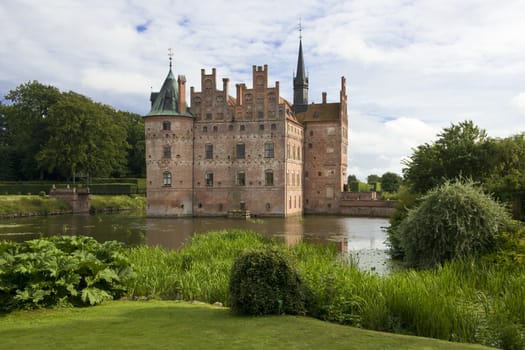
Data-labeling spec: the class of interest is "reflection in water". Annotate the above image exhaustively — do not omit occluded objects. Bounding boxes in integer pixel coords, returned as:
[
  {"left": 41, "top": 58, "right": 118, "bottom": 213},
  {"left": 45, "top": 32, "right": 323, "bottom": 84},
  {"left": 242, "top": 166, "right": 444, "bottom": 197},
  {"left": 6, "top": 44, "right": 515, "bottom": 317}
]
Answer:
[{"left": 0, "top": 213, "right": 391, "bottom": 273}]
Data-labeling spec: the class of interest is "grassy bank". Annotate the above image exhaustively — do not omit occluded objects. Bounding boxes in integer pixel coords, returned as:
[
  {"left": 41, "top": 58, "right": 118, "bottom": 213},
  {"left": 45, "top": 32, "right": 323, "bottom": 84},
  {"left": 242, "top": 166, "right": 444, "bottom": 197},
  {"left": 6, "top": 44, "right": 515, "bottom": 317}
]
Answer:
[
  {"left": 0, "top": 194, "right": 145, "bottom": 218},
  {"left": 0, "top": 300, "right": 493, "bottom": 350},
  {"left": 125, "top": 230, "right": 525, "bottom": 349},
  {"left": 90, "top": 195, "right": 145, "bottom": 212},
  {"left": 0, "top": 195, "right": 71, "bottom": 217}
]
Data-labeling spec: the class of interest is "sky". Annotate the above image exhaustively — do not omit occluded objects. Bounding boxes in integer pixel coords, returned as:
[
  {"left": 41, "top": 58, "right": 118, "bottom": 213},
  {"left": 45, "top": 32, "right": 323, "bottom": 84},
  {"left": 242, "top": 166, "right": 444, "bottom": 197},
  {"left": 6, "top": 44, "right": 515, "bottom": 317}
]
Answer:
[{"left": 1, "top": 0, "right": 525, "bottom": 181}]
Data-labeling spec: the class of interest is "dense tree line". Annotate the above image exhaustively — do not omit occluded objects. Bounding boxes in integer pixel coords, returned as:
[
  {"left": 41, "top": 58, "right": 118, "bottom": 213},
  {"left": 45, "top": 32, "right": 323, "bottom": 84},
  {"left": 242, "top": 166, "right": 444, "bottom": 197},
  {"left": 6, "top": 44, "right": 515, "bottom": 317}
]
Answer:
[
  {"left": 0, "top": 81, "right": 145, "bottom": 181},
  {"left": 402, "top": 120, "right": 525, "bottom": 218}
]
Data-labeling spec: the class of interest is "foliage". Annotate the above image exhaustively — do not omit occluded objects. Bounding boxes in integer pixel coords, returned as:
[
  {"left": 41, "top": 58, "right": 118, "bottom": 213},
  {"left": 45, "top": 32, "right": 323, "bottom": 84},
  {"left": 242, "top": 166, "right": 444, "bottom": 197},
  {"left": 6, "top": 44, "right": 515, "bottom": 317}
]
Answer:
[
  {"left": 125, "top": 230, "right": 270, "bottom": 302},
  {"left": 1, "top": 81, "right": 144, "bottom": 181},
  {"left": 350, "top": 181, "right": 371, "bottom": 192},
  {"left": 36, "top": 92, "right": 128, "bottom": 179},
  {"left": 0, "top": 236, "right": 135, "bottom": 312},
  {"left": 124, "top": 230, "right": 524, "bottom": 349},
  {"left": 1, "top": 81, "right": 61, "bottom": 180},
  {"left": 229, "top": 247, "right": 308, "bottom": 316},
  {"left": 381, "top": 172, "right": 402, "bottom": 193},
  {"left": 386, "top": 185, "right": 421, "bottom": 259},
  {"left": 0, "top": 195, "right": 71, "bottom": 216},
  {"left": 403, "top": 120, "right": 490, "bottom": 194},
  {"left": 397, "top": 180, "right": 511, "bottom": 268},
  {"left": 90, "top": 195, "right": 146, "bottom": 212},
  {"left": 347, "top": 174, "right": 358, "bottom": 186},
  {"left": 367, "top": 174, "right": 381, "bottom": 183}
]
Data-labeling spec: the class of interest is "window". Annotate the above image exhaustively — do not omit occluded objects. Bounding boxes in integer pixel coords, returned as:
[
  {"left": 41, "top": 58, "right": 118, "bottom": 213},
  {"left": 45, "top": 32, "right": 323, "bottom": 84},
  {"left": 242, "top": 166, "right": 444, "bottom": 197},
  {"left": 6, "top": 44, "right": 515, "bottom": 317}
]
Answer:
[
  {"left": 162, "top": 121, "right": 171, "bottom": 131},
  {"left": 258, "top": 111, "right": 264, "bottom": 119},
  {"left": 271, "top": 123, "right": 276, "bottom": 130},
  {"left": 259, "top": 124, "right": 264, "bottom": 130},
  {"left": 203, "top": 126, "right": 208, "bottom": 132},
  {"left": 236, "top": 172, "right": 245, "bottom": 186},
  {"left": 163, "top": 172, "right": 172, "bottom": 186},
  {"left": 206, "top": 113, "right": 212, "bottom": 120},
  {"left": 229, "top": 124, "right": 234, "bottom": 131},
  {"left": 213, "top": 125, "right": 218, "bottom": 132},
  {"left": 264, "top": 143, "right": 274, "bottom": 158},
  {"left": 236, "top": 143, "right": 245, "bottom": 159},
  {"left": 240, "top": 124, "right": 245, "bottom": 131},
  {"left": 163, "top": 146, "right": 171, "bottom": 159},
  {"left": 205, "top": 172, "right": 213, "bottom": 187},
  {"left": 205, "top": 144, "right": 213, "bottom": 159},
  {"left": 265, "top": 170, "right": 274, "bottom": 186}
]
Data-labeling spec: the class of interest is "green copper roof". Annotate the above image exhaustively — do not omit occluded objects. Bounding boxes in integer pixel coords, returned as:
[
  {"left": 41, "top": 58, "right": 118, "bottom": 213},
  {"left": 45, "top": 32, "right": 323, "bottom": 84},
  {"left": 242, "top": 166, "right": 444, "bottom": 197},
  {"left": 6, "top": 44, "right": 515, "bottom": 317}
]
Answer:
[{"left": 146, "top": 69, "right": 192, "bottom": 117}]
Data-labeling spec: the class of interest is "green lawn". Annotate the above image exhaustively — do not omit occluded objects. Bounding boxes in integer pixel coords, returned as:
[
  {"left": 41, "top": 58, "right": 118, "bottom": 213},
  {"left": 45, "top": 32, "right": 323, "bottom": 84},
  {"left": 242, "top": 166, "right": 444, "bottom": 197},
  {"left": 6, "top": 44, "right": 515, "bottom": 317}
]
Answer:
[{"left": 0, "top": 301, "right": 494, "bottom": 350}]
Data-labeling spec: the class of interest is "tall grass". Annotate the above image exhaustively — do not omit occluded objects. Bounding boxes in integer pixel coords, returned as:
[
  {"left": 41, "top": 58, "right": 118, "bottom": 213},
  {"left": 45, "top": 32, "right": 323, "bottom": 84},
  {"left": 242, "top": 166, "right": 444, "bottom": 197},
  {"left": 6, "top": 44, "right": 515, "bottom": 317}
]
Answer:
[
  {"left": 125, "top": 230, "right": 525, "bottom": 349},
  {"left": 90, "top": 195, "right": 145, "bottom": 212}
]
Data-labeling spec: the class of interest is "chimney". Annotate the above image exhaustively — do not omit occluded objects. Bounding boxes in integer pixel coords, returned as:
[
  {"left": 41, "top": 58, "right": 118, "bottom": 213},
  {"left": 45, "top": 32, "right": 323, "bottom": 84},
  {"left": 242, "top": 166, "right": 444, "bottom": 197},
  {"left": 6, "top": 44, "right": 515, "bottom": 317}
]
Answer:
[
  {"left": 236, "top": 84, "right": 243, "bottom": 106},
  {"left": 322, "top": 92, "right": 327, "bottom": 104},
  {"left": 178, "top": 75, "right": 187, "bottom": 114},
  {"left": 223, "top": 78, "right": 229, "bottom": 100}
]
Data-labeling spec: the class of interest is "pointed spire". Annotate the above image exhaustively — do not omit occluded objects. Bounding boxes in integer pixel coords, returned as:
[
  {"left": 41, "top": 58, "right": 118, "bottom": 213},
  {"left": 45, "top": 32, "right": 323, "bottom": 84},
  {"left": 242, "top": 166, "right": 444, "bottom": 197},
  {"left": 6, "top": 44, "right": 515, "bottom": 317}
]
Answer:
[{"left": 293, "top": 20, "right": 309, "bottom": 113}]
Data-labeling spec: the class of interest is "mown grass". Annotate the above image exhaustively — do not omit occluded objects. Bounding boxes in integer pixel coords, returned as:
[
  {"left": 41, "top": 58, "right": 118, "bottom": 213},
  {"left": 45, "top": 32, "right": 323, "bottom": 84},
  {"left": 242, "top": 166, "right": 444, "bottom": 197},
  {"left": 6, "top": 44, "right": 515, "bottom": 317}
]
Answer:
[
  {"left": 124, "top": 230, "right": 525, "bottom": 349},
  {"left": 0, "top": 195, "right": 71, "bottom": 216},
  {"left": 0, "top": 300, "right": 494, "bottom": 350},
  {"left": 89, "top": 195, "right": 145, "bottom": 212}
]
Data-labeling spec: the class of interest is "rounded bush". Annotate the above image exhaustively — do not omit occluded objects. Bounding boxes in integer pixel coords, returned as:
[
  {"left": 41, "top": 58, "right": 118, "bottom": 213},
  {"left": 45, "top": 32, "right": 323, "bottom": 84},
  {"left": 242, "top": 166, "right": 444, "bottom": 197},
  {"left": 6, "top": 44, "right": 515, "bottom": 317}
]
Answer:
[
  {"left": 229, "top": 248, "right": 307, "bottom": 316},
  {"left": 399, "top": 180, "right": 510, "bottom": 268}
]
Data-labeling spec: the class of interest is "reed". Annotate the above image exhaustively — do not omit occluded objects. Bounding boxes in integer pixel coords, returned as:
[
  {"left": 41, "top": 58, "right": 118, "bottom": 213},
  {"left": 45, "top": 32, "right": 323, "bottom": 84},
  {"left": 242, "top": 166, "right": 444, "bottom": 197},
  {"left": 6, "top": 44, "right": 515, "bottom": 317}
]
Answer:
[{"left": 124, "top": 230, "right": 525, "bottom": 349}]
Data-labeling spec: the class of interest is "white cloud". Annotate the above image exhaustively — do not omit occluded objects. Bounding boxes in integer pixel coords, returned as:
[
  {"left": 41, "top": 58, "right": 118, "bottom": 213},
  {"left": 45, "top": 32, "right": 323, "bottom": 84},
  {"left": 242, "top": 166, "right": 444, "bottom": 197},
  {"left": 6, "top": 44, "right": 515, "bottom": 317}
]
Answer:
[
  {"left": 512, "top": 93, "right": 525, "bottom": 114},
  {"left": 1, "top": 0, "right": 525, "bottom": 177}
]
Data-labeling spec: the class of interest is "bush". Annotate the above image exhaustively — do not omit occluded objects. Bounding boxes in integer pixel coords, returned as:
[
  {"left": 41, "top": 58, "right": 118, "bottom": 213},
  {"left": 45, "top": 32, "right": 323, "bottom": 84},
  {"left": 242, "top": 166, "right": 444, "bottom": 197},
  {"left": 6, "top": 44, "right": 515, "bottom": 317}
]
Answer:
[
  {"left": 0, "top": 236, "right": 135, "bottom": 312},
  {"left": 398, "top": 180, "right": 511, "bottom": 268},
  {"left": 229, "top": 248, "right": 308, "bottom": 316}
]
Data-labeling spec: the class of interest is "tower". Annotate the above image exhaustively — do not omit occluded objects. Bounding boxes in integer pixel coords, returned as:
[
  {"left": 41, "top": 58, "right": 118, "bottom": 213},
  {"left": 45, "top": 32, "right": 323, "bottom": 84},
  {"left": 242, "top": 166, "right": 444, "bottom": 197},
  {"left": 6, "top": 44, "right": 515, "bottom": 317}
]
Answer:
[
  {"left": 144, "top": 50, "right": 194, "bottom": 216},
  {"left": 293, "top": 37, "right": 309, "bottom": 113}
]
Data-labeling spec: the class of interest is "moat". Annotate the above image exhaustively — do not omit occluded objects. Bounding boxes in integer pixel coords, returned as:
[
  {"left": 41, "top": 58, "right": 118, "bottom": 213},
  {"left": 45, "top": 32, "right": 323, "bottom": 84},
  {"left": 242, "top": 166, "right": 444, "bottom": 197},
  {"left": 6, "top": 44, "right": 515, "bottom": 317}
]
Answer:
[{"left": 0, "top": 213, "right": 392, "bottom": 273}]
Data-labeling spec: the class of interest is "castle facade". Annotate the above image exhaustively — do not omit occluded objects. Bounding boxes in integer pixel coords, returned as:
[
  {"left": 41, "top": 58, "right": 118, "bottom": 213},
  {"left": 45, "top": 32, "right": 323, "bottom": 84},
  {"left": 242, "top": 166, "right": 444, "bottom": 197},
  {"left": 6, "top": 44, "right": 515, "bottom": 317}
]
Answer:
[{"left": 144, "top": 40, "right": 348, "bottom": 217}]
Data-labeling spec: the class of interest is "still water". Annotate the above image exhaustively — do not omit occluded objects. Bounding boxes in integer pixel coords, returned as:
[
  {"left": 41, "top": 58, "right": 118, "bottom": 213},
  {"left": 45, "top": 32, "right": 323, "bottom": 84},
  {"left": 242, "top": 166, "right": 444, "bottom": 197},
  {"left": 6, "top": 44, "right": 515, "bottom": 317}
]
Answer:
[{"left": 0, "top": 212, "right": 392, "bottom": 273}]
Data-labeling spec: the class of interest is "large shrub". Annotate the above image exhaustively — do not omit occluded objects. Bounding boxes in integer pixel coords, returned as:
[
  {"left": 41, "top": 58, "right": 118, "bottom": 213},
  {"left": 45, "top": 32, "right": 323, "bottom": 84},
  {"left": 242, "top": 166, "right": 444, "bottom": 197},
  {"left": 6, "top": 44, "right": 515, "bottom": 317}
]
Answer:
[
  {"left": 398, "top": 180, "right": 511, "bottom": 268},
  {"left": 229, "top": 248, "right": 308, "bottom": 316},
  {"left": 0, "top": 236, "right": 135, "bottom": 312}
]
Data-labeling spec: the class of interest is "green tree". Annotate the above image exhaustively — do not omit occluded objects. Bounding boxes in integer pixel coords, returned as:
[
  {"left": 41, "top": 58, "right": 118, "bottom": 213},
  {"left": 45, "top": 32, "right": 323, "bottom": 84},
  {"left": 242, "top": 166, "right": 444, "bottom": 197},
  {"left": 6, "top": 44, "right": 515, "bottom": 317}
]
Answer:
[
  {"left": 403, "top": 120, "right": 490, "bottom": 193},
  {"left": 120, "top": 111, "right": 145, "bottom": 177},
  {"left": 367, "top": 174, "right": 381, "bottom": 184},
  {"left": 3, "top": 81, "right": 61, "bottom": 179},
  {"left": 381, "top": 172, "right": 402, "bottom": 193},
  {"left": 397, "top": 180, "right": 510, "bottom": 268},
  {"left": 36, "top": 92, "right": 128, "bottom": 180}
]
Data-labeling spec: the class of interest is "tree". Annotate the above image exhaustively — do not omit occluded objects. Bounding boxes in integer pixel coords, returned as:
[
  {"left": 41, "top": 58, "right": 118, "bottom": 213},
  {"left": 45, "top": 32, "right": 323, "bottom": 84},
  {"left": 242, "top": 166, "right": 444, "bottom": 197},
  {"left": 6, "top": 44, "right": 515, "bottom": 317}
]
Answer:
[
  {"left": 381, "top": 172, "right": 402, "bottom": 193},
  {"left": 403, "top": 120, "right": 490, "bottom": 193},
  {"left": 367, "top": 174, "right": 381, "bottom": 184},
  {"left": 347, "top": 174, "right": 357, "bottom": 184},
  {"left": 36, "top": 92, "right": 128, "bottom": 180},
  {"left": 120, "top": 111, "right": 145, "bottom": 177},
  {"left": 397, "top": 180, "right": 510, "bottom": 268},
  {"left": 3, "top": 81, "right": 61, "bottom": 179}
]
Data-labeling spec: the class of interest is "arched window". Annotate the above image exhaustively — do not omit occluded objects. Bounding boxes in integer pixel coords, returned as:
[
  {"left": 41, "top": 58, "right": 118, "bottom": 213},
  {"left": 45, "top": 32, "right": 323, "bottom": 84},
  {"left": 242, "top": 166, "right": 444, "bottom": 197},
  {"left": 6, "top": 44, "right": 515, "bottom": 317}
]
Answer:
[{"left": 163, "top": 172, "right": 172, "bottom": 186}]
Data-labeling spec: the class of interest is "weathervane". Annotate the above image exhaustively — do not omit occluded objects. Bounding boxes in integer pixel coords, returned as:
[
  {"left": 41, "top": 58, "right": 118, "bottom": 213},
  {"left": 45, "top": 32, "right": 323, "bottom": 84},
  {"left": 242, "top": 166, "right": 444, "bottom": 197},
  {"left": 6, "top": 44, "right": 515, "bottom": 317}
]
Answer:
[
  {"left": 168, "top": 48, "right": 174, "bottom": 69},
  {"left": 298, "top": 18, "right": 302, "bottom": 40}
]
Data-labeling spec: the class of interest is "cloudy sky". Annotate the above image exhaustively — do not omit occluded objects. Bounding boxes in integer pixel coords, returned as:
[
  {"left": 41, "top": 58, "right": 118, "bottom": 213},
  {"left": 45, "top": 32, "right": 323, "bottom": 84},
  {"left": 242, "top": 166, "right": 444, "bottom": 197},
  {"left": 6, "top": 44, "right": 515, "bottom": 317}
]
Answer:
[{"left": 1, "top": 0, "right": 525, "bottom": 180}]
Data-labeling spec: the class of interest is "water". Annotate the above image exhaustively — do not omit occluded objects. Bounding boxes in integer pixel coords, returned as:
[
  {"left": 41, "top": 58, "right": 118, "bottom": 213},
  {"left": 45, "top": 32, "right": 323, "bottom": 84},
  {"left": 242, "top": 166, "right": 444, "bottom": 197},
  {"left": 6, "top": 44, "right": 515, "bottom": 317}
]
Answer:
[{"left": 0, "top": 212, "right": 393, "bottom": 273}]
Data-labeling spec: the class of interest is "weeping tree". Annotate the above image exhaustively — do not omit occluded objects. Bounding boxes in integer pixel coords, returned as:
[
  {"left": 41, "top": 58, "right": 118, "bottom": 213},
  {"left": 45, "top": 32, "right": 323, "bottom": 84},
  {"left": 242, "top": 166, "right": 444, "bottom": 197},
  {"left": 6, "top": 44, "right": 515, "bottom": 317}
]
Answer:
[{"left": 396, "top": 180, "right": 511, "bottom": 268}]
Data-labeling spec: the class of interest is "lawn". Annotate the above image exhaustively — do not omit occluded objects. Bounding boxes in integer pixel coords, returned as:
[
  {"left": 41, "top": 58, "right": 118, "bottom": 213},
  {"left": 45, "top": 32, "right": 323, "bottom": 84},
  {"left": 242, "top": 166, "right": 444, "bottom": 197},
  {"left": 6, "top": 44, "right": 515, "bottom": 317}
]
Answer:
[{"left": 0, "top": 301, "right": 494, "bottom": 350}]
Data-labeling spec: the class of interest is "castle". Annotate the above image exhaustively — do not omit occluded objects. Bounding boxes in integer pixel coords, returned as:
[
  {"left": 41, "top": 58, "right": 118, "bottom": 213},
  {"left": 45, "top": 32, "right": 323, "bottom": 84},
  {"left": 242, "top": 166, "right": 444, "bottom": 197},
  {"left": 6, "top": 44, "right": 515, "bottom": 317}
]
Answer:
[{"left": 144, "top": 39, "right": 348, "bottom": 217}]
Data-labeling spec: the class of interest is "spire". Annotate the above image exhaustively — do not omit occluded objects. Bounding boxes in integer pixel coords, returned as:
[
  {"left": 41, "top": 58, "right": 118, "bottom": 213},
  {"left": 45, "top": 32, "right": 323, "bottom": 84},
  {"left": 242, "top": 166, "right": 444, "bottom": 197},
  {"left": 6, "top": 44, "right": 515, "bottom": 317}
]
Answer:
[
  {"left": 146, "top": 50, "right": 192, "bottom": 117},
  {"left": 293, "top": 21, "right": 309, "bottom": 113}
]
